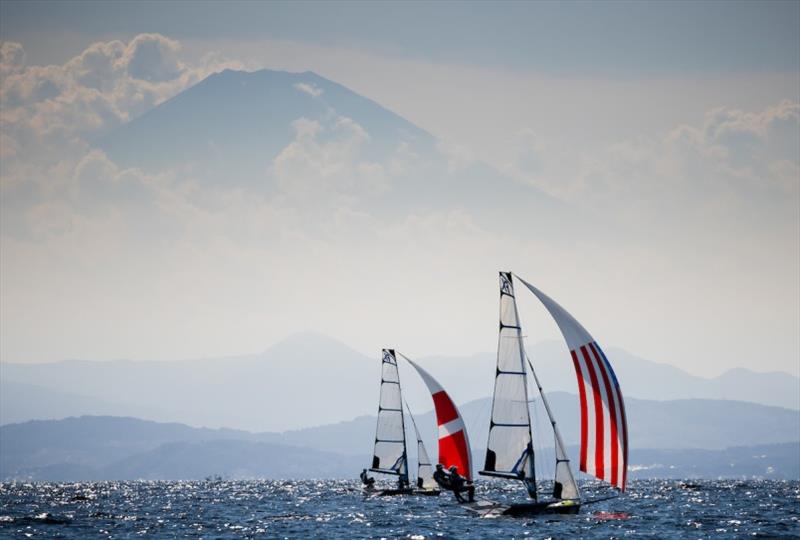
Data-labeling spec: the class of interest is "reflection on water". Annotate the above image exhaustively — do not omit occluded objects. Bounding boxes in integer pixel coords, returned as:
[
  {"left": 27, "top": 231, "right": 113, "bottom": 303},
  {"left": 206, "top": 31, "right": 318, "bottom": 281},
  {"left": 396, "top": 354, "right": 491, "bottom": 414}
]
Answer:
[{"left": 0, "top": 479, "right": 798, "bottom": 538}]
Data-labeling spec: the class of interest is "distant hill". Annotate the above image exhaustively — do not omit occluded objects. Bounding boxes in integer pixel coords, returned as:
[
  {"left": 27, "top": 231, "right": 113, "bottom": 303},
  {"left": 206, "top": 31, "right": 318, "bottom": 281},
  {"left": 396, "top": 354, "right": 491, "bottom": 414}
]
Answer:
[
  {"left": 414, "top": 341, "right": 800, "bottom": 411},
  {"left": 276, "top": 392, "right": 800, "bottom": 457},
  {"left": 1, "top": 415, "right": 796, "bottom": 481},
  {"left": 2, "top": 334, "right": 797, "bottom": 431},
  {"left": 1, "top": 333, "right": 379, "bottom": 431}
]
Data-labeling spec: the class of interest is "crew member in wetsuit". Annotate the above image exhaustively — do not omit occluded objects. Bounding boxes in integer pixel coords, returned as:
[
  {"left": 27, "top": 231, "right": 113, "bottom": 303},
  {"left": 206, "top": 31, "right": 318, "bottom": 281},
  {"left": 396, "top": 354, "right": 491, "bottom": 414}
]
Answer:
[
  {"left": 432, "top": 464, "right": 451, "bottom": 491},
  {"left": 360, "top": 469, "right": 375, "bottom": 489},
  {"left": 448, "top": 465, "right": 475, "bottom": 503},
  {"left": 397, "top": 473, "right": 410, "bottom": 491}
]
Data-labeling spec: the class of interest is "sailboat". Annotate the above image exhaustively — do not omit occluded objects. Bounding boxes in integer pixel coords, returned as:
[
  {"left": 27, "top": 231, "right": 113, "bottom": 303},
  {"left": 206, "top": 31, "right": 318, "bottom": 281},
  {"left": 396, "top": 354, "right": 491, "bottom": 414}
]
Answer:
[
  {"left": 475, "top": 271, "right": 629, "bottom": 517},
  {"left": 366, "top": 348, "right": 438, "bottom": 496}
]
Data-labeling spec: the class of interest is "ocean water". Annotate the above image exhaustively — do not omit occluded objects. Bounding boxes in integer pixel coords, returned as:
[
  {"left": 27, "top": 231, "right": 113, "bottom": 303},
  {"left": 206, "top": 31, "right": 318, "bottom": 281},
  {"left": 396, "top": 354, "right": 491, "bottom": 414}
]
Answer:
[{"left": 0, "top": 479, "right": 798, "bottom": 539}]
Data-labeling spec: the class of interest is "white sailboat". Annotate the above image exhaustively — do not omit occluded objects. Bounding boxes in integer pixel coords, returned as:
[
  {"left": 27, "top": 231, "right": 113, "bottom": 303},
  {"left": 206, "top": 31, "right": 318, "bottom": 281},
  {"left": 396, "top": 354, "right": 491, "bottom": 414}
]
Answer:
[
  {"left": 366, "top": 348, "right": 439, "bottom": 496},
  {"left": 474, "top": 272, "right": 629, "bottom": 516}
]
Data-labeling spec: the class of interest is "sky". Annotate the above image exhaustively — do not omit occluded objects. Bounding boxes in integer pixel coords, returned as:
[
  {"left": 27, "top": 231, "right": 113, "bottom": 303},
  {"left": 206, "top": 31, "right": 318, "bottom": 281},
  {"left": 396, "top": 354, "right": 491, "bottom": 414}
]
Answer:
[{"left": 1, "top": 1, "right": 798, "bottom": 378}]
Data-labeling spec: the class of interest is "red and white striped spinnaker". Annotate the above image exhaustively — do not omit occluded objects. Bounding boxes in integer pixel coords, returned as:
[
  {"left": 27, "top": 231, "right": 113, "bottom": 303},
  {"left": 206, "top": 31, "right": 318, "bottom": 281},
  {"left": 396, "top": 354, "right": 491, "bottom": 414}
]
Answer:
[
  {"left": 516, "top": 275, "right": 629, "bottom": 491},
  {"left": 399, "top": 354, "right": 473, "bottom": 481}
]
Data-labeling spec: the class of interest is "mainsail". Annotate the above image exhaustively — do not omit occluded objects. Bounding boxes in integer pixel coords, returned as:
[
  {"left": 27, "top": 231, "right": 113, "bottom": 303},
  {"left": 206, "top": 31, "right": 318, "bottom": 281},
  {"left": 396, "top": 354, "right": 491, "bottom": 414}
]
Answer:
[
  {"left": 480, "top": 272, "right": 536, "bottom": 498},
  {"left": 400, "top": 354, "right": 472, "bottom": 481},
  {"left": 404, "top": 401, "right": 437, "bottom": 489},
  {"left": 370, "top": 349, "right": 409, "bottom": 481},
  {"left": 515, "top": 275, "right": 629, "bottom": 492}
]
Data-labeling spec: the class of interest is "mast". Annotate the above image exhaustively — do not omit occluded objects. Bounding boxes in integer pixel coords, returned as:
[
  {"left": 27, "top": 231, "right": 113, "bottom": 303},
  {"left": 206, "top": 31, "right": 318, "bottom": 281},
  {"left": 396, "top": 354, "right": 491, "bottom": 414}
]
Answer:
[
  {"left": 370, "top": 349, "right": 409, "bottom": 485},
  {"left": 479, "top": 271, "right": 537, "bottom": 500},
  {"left": 525, "top": 353, "right": 581, "bottom": 500}
]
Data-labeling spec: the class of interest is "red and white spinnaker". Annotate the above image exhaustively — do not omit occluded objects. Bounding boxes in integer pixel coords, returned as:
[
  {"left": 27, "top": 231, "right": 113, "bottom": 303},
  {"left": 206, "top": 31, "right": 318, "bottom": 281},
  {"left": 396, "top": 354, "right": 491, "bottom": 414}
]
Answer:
[
  {"left": 516, "top": 275, "right": 629, "bottom": 491},
  {"left": 400, "top": 355, "right": 473, "bottom": 481}
]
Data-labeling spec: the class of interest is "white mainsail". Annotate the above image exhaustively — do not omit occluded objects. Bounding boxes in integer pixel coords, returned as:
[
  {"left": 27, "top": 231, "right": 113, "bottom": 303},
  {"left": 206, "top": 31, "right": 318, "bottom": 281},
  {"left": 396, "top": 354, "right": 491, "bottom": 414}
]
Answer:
[
  {"left": 480, "top": 272, "right": 537, "bottom": 498},
  {"left": 370, "top": 349, "right": 409, "bottom": 480},
  {"left": 404, "top": 401, "right": 436, "bottom": 490}
]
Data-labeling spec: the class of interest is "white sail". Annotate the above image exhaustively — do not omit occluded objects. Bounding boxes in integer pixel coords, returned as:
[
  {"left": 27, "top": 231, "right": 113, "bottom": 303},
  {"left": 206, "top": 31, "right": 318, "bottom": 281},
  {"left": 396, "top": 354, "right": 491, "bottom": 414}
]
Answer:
[
  {"left": 525, "top": 355, "right": 581, "bottom": 500},
  {"left": 480, "top": 272, "right": 536, "bottom": 496},
  {"left": 405, "top": 401, "right": 436, "bottom": 490},
  {"left": 370, "top": 349, "right": 409, "bottom": 480}
]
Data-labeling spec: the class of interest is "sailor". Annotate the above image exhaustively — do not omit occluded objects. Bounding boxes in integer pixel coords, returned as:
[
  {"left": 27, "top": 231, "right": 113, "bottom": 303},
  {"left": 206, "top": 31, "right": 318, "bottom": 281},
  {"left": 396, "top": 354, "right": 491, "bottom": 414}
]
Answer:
[
  {"left": 432, "top": 464, "right": 451, "bottom": 490},
  {"left": 360, "top": 469, "right": 375, "bottom": 489},
  {"left": 398, "top": 473, "right": 410, "bottom": 491},
  {"left": 448, "top": 465, "right": 475, "bottom": 503}
]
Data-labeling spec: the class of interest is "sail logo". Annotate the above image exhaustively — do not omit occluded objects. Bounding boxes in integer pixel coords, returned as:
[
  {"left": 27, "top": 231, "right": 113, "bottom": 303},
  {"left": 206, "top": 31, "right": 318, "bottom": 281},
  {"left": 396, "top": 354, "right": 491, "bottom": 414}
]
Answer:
[
  {"left": 499, "top": 273, "right": 512, "bottom": 295},
  {"left": 383, "top": 349, "right": 395, "bottom": 364}
]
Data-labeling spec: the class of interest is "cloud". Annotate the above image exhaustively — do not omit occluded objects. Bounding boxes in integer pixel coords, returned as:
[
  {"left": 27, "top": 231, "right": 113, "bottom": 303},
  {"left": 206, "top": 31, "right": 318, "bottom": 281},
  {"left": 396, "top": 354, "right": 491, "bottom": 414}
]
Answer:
[
  {"left": 271, "top": 115, "right": 388, "bottom": 206},
  {"left": 506, "top": 100, "right": 800, "bottom": 223},
  {"left": 0, "top": 34, "right": 245, "bottom": 167},
  {"left": 0, "top": 41, "right": 25, "bottom": 79},
  {"left": 293, "top": 82, "right": 323, "bottom": 97},
  {"left": 123, "top": 34, "right": 183, "bottom": 82}
]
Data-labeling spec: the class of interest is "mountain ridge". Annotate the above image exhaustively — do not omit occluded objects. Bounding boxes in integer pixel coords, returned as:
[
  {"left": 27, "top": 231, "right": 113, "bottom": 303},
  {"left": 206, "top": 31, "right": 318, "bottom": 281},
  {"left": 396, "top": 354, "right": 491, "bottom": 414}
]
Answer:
[
  {"left": 2, "top": 413, "right": 797, "bottom": 481},
  {"left": 2, "top": 333, "right": 798, "bottom": 432}
]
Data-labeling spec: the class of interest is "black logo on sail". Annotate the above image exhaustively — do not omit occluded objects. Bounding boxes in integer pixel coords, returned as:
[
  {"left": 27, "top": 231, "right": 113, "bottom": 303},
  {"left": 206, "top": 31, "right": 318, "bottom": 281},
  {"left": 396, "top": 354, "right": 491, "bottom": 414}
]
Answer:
[{"left": 500, "top": 273, "right": 512, "bottom": 295}]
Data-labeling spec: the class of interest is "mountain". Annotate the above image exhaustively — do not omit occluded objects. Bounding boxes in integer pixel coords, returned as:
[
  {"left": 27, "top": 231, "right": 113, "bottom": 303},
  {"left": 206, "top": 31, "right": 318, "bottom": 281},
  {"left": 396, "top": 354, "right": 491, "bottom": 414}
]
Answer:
[
  {"left": 2, "top": 415, "right": 797, "bottom": 481},
  {"left": 3, "top": 333, "right": 797, "bottom": 431},
  {"left": 414, "top": 341, "right": 800, "bottom": 411},
  {"left": 1, "top": 333, "right": 378, "bottom": 431},
  {"left": 95, "top": 68, "right": 565, "bottom": 229},
  {"left": 274, "top": 392, "right": 800, "bottom": 457},
  {"left": 98, "top": 69, "right": 435, "bottom": 175}
]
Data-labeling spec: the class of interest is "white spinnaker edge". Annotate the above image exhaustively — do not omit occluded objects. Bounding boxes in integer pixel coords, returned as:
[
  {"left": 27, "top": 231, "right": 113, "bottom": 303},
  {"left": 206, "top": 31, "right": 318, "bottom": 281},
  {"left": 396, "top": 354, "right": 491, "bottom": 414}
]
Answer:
[
  {"left": 371, "top": 349, "right": 408, "bottom": 478},
  {"left": 405, "top": 401, "right": 436, "bottom": 489},
  {"left": 481, "top": 272, "right": 535, "bottom": 483}
]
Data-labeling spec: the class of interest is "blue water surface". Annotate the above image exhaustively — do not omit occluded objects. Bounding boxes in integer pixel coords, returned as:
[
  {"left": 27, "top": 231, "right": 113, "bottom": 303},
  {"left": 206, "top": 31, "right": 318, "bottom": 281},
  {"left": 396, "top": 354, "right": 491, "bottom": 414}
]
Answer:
[{"left": 1, "top": 479, "right": 798, "bottom": 539}]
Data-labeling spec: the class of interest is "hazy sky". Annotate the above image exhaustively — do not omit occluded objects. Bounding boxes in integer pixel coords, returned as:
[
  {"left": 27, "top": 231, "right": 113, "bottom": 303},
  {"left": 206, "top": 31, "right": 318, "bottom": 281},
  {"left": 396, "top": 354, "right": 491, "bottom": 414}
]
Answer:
[{"left": 1, "top": 1, "right": 798, "bottom": 378}]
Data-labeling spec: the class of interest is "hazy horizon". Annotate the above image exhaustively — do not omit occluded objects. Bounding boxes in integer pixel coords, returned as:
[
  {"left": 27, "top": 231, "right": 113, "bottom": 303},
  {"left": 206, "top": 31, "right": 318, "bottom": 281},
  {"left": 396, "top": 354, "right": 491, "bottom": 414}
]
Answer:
[{"left": 1, "top": 1, "right": 798, "bottom": 380}]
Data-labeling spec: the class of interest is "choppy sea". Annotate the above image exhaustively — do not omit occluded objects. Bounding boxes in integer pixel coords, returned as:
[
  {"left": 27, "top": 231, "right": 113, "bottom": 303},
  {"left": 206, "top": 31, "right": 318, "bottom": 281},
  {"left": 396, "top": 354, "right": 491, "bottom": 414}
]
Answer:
[{"left": 0, "top": 479, "right": 798, "bottom": 539}]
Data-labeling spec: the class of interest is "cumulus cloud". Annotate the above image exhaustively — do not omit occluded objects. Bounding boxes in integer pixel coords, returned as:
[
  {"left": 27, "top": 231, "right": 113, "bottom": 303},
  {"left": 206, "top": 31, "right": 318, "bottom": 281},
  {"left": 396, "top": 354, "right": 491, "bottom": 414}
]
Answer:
[
  {"left": 507, "top": 100, "right": 800, "bottom": 220},
  {"left": 0, "top": 41, "right": 25, "bottom": 78},
  {"left": 271, "top": 115, "right": 388, "bottom": 205},
  {"left": 293, "top": 82, "right": 323, "bottom": 97},
  {"left": 0, "top": 35, "right": 245, "bottom": 171}
]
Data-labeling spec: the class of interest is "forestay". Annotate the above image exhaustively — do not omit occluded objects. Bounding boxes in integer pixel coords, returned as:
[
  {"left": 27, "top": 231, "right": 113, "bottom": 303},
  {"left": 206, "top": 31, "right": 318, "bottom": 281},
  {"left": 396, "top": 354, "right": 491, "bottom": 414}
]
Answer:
[
  {"left": 370, "top": 349, "right": 409, "bottom": 479},
  {"left": 480, "top": 272, "right": 536, "bottom": 495},
  {"left": 516, "top": 275, "right": 629, "bottom": 492}
]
